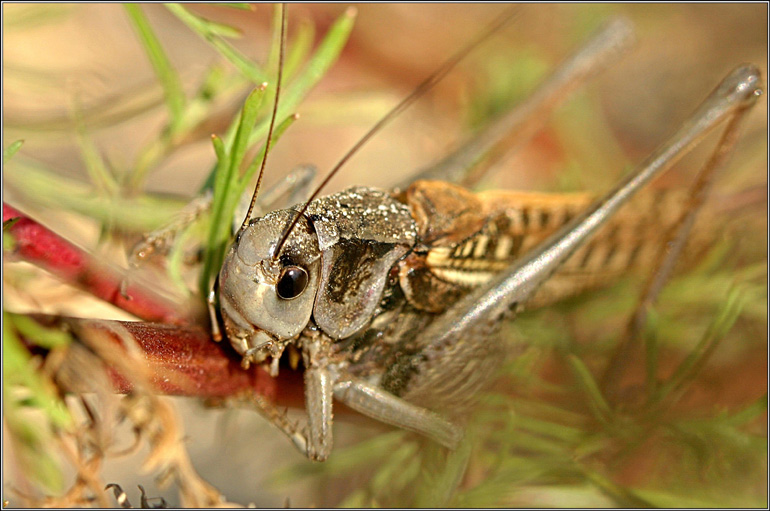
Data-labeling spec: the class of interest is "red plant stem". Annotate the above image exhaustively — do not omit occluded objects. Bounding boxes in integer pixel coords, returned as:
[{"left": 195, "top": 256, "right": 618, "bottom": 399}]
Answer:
[
  {"left": 4, "top": 203, "right": 193, "bottom": 325},
  {"left": 18, "top": 314, "right": 306, "bottom": 406}
]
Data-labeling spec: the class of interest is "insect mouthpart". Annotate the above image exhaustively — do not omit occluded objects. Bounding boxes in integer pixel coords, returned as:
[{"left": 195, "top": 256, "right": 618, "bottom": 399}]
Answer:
[{"left": 242, "top": 330, "right": 286, "bottom": 374}]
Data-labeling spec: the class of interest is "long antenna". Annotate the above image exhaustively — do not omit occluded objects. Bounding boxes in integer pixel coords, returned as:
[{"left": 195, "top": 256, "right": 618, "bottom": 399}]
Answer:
[
  {"left": 241, "top": 3, "right": 288, "bottom": 232},
  {"left": 273, "top": 6, "right": 519, "bottom": 257}
]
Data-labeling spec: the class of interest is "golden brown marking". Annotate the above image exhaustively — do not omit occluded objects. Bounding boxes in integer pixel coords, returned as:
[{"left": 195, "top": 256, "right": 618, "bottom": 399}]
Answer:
[{"left": 400, "top": 181, "right": 706, "bottom": 313}]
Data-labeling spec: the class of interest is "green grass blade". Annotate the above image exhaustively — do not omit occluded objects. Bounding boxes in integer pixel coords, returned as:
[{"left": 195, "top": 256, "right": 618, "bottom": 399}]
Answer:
[
  {"left": 189, "top": 17, "right": 242, "bottom": 39},
  {"left": 4, "top": 313, "right": 74, "bottom": 492},
  {"left": 205, "top": 133, "right": 229, "bottom": 196},
  {"left": 567, "top": 354, "right": 613, "bottom": 425},
  {"left": 657, "top": 287, "right": 746, "bottom": 402},
  {"left": 124, "top": 4, "right": 186, "bottom": 132},
  {"left": 284, "top": 7, "right": 356, "bottom": 107},
  {"left": 219, "top": 3, "right": 253, "bottom": 10},
  {"left": 283, "top": 17, "right": 315, "bottom": 83},
  {"left": 236, "top": 113, "right": 299, "bottom": 199},
  {"left": 634, "top": 487, "right": 766, "bottom": 508},
  {"left": 72, "top": 104, "right": 119, "bottom": 197},
  {"left": 166, "top": 221, "right": 198, "bottom": 297},
  {"left": 246, "top": 7, "right": 356, "bottom": 148},
  {"left": 583, "top": 469, "right": 654, "bottom": 507},
  {"left": 211, "top": 133, "right": 226, "bottom": 162},
  {"left": 196, "top": 7, "right": 353, "bottom": 200},
  {"left": 3, "top": 139, "right": 24, "bottom": 164},
  {"left": 200, "top": 86, "right": 267, "bottom": 296},
  {"left": 720, "top": 394, "right": 767, "bottom": 427},
  {"left": 370, "top": 441, "right": 420, "bottom": 496},
  {"left": 228, "top": 87, "right": 265, "bottom": 168},
  {"left": 514, "top": 414, "right": 585, "bottom": 444},
  {"left": 265, "top": 5, "right": 282, "bottom": 78},
  {"left": 416, "top": 440, "right": 472, "bottom": 507},
  {"left": 166, "top": 3, "right": 267, "bottom": 84},
  {"left": 11, "top": 315, "right": 72, "bottom": 350},
  {"left": 643, "top": 306, "right": 661, "bottom": 397},
  {"left": 183, "top": 64, "right": 246, "bottom": 134},
  {"left": 4, "top": 218, "right": 20, "bottom": 251},
  {"left": 4, "top": 159, "right": 186, "bottom": 232}
]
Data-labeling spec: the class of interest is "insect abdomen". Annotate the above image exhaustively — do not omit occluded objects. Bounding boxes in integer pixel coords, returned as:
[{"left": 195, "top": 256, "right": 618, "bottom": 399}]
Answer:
[{"left": 399, "top": 180, "right": 701, "bottom": 313}]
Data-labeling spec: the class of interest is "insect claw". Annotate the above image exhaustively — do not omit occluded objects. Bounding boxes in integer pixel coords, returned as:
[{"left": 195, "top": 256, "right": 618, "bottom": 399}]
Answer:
[
  {"left": 242, "top": 340, "right": 272, "bottom": 370},
  {"left": 246, "top": 341, "right": 271, "bottom": 356},
  {"left": 269, "top": 355, "right": 281, "bottom": 377}
]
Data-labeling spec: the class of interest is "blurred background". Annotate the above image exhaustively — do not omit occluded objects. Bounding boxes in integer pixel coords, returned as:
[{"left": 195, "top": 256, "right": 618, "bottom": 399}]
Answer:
[{"left": 3, "top": 4, "right": 767, "bottom": 508}]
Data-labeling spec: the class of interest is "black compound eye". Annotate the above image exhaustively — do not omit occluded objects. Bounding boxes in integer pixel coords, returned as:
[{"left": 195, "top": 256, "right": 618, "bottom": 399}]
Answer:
[{"left": 276, "top": 266, "right": 309, "bottom": 300}]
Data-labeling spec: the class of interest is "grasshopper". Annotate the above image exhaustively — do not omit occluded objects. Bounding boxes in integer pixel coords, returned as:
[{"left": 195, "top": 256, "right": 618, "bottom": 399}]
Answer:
[{"left": 208, "top": 8, "right": 763, "bottom": 462}]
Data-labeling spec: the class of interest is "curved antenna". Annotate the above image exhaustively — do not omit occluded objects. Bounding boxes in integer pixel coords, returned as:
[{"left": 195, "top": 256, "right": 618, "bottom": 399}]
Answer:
[
  {"left": 273, "top": 6, "right": 519, "bottom": 257},
  {"left": 241, "top": 3, "right": 288, "bottom": 233}
]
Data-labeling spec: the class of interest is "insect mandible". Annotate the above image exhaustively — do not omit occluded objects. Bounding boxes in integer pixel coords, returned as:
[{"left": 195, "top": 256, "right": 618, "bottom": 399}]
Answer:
[{"left": 211, "top": 6, "right": 762, "bottom": 462}]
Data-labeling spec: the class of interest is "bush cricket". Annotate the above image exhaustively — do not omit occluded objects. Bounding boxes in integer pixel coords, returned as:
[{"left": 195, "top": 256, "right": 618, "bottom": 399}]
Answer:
[{"left": 208, "top": 5, "right": 762, "bottom": 462}]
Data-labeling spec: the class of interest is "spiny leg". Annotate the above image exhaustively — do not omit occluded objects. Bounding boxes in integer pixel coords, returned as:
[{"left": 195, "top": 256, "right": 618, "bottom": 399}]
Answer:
[
  {"left": 242, "top": 338, "right": 462, "bottom": 460},
  {"left": 235, "top": 334, "right": 337, "bottom": 461},
  {"left": 244, "top": 393, "right": 310, "bottom": 457},
  {"left": 128, "top": 165, "right": 317, "bottom": 282},
  {"left": 397, "top": 17, "right": 634, "bottom": 190},
  {"left": 231, "top": 334, "right": 460, "bottom": 461},
  {"left": 122, "top": 191, "right": 214, "bottom": 297}
]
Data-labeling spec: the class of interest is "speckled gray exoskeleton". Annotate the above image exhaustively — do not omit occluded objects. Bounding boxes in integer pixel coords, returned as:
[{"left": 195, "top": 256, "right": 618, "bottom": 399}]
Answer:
[{"left": 213, "top": 11, "right": 762, "bottom": 461}]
